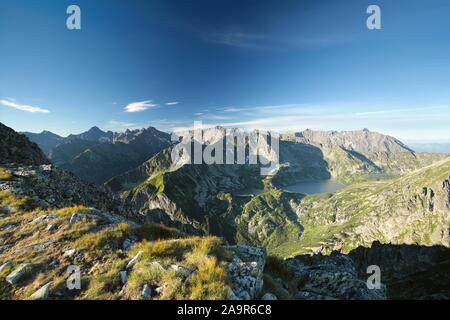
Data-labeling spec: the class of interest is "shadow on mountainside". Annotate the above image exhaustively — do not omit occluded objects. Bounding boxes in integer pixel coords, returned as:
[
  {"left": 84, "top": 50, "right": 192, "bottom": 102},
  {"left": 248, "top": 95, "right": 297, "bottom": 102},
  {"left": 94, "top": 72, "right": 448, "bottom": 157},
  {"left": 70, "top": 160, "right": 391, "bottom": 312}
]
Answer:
[{"left": 284, "top": 241, "right": 450, "bottom": 300}]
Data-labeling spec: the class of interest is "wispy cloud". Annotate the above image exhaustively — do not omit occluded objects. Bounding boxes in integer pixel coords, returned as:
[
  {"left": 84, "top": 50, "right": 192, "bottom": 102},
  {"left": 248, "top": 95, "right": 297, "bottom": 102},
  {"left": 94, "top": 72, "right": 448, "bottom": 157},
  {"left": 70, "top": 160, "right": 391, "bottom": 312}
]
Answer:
[
  {"left": 165, "top": 101, "right": 179, "bottom": 106},
  {"left": 200, "top": 27, "right": 353, "bottom": 51},
  {"left": 203, "top": 30, "right": 269, "bottom": 49},
  {"left": 0, "top": 99, "right": 50, "bottom": 113},
  {"left": 104, "top": 120, "right": 139, "bottom": 130},
  {"left": 124, "top": 100, "right": 157, "bottom": 113}
]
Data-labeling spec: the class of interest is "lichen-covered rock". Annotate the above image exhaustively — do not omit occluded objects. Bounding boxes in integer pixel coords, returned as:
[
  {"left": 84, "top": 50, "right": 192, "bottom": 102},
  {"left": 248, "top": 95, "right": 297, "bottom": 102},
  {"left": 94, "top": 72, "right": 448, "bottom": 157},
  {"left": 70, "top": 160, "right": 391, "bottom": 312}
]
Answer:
[
  {"left": 261, "top": 293, "right": 277, "bottom": 300},
  {"left": 6, "top": 263, "right": 33, "bottom": 285},
  {"left": 0, "top": 122, "right": 49, "bottom": 165},
  {"left": 226, "top": 245, "right": 266, "bottom": 300},
  {"left": 30, "top": 282, "right": 52, "bottom": 300},
  {"left": 286, "top": 252, "right": 387, "bottom": 300}
]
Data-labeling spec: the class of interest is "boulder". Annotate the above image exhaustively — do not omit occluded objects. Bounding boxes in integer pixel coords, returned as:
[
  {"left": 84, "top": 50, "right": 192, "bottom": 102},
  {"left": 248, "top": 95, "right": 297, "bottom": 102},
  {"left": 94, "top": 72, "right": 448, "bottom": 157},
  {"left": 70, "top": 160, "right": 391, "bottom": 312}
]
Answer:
[
  {"left": 6, "top": 263, "right": 33, "bottom": 285},
  {"left": 0, "top": 261, "right": 12, "bottom": 273},
  {"left": 29, "top": 213, "right": 58, "bottom": 225},
  {"left": 63, "top": 249, "right": 76, "bottom": 257},
  {"left": 142, "top": 284, "right": 152, "bottom": 300},
  {"left": 30, "top": 282, "right": 52, "bottom": 300},
  {"left": 69, "top": 212, "right": 101, "bottom": 224},
  {"left": 120, "top": 271, "right": 127, "bottom": 284},
  {"left": 126, "top": 251, "right": 142, "bottom": 270},
  {"left": 170, "top": 265, "right": 194, "bottom": 279},
  {"left": 261, "top": 293, "right": 277, "bottom": 300},
  {"left": 226, "top": 245, "right": 266, "bottom": 300}
]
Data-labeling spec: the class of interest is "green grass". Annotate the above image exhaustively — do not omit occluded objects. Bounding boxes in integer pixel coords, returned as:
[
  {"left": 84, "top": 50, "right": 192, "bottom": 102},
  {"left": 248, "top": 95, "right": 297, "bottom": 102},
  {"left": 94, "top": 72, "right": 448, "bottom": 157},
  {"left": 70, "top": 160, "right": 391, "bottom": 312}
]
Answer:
[{"left": 0, "top": 168, "right": 12, "bottom": 181}]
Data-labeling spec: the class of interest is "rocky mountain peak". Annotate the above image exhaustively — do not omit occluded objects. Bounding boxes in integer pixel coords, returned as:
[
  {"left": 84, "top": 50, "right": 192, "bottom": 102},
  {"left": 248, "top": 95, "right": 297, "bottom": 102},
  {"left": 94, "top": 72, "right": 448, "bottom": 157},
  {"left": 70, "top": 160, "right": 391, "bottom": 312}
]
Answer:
[{"left": 0, "top": 122, "right": 49, "bottom": 165}]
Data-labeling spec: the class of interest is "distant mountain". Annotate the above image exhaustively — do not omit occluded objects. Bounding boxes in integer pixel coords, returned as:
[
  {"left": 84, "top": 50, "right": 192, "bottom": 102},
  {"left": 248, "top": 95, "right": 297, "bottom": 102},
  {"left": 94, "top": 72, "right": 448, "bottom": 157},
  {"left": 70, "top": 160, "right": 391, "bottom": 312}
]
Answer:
[
  {"left": 57, "top": 127, "right": 172, "bottom": 184},
  {"left": 106, "top": 128, "right": 447, "bottom": 247},
  {"left": 23, "top": 126, "right": 114, "bottom": 155},
  {"left": 66, "top": 126, "right": 113, "bottom": 142},
  {"left": 22, "top": 130, "right": 65, "bottom": 155},
  {"left": 23, "top": 126, "right": 172, "bottom": 184},
  {"left": 0, "top": 122, "right": 49, "bottom": 165}
]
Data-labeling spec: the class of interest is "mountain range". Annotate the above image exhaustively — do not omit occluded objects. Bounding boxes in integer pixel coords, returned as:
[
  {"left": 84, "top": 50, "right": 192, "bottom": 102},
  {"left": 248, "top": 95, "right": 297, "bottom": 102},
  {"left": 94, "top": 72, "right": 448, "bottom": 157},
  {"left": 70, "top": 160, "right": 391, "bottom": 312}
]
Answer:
[
  {"left": 24, "top": 126, "right": 172, "bottom": 184},
  {"left": 1, "top": 122, "right": 449, "bottom": 300}
]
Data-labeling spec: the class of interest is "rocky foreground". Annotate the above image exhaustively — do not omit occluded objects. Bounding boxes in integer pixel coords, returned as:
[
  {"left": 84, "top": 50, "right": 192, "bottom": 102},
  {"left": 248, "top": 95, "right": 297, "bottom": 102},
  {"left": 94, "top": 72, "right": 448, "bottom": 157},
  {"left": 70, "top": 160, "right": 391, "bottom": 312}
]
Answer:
[{"left": 1, "top": 164, "right": 449, "bottom": 300}]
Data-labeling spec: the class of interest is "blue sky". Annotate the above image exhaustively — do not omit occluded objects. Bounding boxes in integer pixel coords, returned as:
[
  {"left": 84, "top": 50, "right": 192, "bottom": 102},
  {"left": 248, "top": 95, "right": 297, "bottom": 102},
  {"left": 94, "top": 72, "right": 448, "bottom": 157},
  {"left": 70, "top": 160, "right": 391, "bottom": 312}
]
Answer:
[{"left": 1, "top": 0, "right": 450, "bottom": 142}]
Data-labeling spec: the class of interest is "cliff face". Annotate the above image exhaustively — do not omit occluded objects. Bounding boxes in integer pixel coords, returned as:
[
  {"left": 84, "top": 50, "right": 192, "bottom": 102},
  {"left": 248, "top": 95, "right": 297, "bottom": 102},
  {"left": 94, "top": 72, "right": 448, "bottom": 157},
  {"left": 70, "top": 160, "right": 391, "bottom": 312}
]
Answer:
[{"left": 0, "top": 123, "right": 49, "bottom": 166}]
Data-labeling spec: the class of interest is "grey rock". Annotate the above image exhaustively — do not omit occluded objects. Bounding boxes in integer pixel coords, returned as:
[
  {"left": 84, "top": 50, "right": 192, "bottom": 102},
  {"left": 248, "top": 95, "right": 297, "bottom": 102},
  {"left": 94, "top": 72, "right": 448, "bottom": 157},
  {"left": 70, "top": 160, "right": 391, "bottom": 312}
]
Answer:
[
  {"left": 170, "top": 264, "right": 194, "bottom": 279},
  {"left": 122, "top": 239, "right": 134, "bottom": 250},
  {"left": 6, "top": 263, "right": 32, "bottom": 285},
  {"left": 0, "top": 261, "right": 13, "bottom": 273},
  {"left": 261, "top": 293, "right": 277, "bottom": 300},
  {"left": 142, "top": 284, "right": 152, "bottom": 300},
  {"left": 30, "top": 213, "right": 58, "bottom": 225},
  {"left": 226, "top": 245, "right": 266, "bottom": 300},
  {"left": 69, "top": 212, "right": 101, "bottom": 224},
  {"left": 31, "top": 240, "right": 53, "bottom": 251},
  {"left": 30, "top": 282, "right": 52, "bottom": 300},
  {"left": 46, "top": 224, "right": 57, "bottom": 232},
  {"left": 126, "top": 251, "right": 142, "bottom": 270},
  {"left": 120, "top": 271, "right": 127, "bottom": 284},
  {"left": 63, "top": 249, "right": 76, "bottom": 257}
]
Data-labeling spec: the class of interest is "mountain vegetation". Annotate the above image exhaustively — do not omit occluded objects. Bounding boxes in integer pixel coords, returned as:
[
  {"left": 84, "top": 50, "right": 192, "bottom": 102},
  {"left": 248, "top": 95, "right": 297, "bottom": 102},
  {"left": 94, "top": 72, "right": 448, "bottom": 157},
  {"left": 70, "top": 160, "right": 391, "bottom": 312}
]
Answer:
[{"left": 1, "top": 122, "right": 449, "bottom": 300}]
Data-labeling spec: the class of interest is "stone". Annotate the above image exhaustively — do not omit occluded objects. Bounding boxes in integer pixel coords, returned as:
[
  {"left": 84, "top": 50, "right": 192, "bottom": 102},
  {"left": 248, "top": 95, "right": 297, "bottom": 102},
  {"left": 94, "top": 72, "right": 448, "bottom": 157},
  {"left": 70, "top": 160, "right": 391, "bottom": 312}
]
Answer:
[
  {"left": 69, "top": 212, "right": 101, "bottom": 224},
  {"left": 142, "top": 284, "right": 152, "bottom": 300},
  {"left": 120, "top": 271, "right": 127, "bottom": 284},
  {"left": 170, "top": 264, "right": 194, "bottom": 279},
  {"left": 226, "top": 245, "right": 266, "bottom": 300},
  {"left": 63, "top": 249, "right": 76, "bottom": 257},
  {"left": 31, "top": 241, "right": 53, "bottom": 251},
  {"left": 46, "top": 224, "right": 57, "bottom": 232},
  {"left": 0, "top": 261, "right": 13, "bottom": 273},
  {"left": 126, "top": 251, "right": 142, "bottom": 270},
  {"left": 30, "top": 282, "right": 52, "bottom": 300},
  {"left": 30, "top": 213, "right": 58, "bottom": 225},
  {"left": 6, "top": 263, "right": 32, "bottom": 285},
  {"left": 261, "top": 293, "right": 277, "bottom": 300},
  {"left": 122, "top": 239, "right": 133, "bottom": 250}
]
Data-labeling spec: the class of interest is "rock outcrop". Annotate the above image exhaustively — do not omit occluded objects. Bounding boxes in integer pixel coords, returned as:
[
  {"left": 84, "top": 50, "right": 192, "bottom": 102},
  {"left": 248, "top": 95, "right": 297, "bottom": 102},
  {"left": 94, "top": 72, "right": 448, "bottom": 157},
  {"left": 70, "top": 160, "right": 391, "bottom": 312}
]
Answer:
[
  {"left": 226, "top": 245, "right": 266, "bottom": 300},
  {"left": 0, "top": 164, "right": 131, "bottom": 216},
  {"left": 0, "top": 123, "right": 49, "bottom": 165}
]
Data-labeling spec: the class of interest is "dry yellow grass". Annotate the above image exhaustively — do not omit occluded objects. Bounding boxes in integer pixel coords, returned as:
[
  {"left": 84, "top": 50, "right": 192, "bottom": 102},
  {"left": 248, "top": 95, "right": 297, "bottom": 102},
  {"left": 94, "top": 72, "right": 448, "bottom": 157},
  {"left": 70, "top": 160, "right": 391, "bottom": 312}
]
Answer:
[{"left": 0, "top": 168, "right": 12, "bottom": 181}]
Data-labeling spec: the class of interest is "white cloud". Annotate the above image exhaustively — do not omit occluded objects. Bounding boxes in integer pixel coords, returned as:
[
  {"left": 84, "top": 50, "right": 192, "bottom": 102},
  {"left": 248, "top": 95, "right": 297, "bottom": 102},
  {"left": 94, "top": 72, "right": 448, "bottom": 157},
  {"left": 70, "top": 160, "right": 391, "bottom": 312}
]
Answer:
[
  {"left": 0, "top": 99, "right": 50, "bottom": 113},
  {"left": 166, "top": 101, "right": 179, "bottom": 106},
  {"left": 105, "top": 120, "right": 139, "bottom": 129},
  {"left": 124, "top": 100, "right": 157, "bottom": 113}
]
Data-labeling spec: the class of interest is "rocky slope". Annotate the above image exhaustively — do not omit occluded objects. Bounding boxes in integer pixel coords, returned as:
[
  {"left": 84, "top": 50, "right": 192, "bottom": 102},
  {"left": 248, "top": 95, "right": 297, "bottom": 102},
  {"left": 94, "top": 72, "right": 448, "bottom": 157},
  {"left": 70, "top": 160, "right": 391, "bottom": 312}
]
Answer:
[
  {"left": 0, "top": 125, "right": 271, "bottom": 300},
  {"left": 0, "top": 123, "right": 49, "bottom": 166},
  {"left": 59, "top": 127, "right": 172, "bottom": 184},
  {"left": 2, "top": 123, "right": 449, "bottom": 300},
  {"left": 24, "top": 126, "right": 172, "bottom": 184},
  {"left": 107, "top": 128, "right": 448, "bottom": 254},
  {"left": 279, "top": 129, "right": 446, "bottom": 184},
  {"left": 273, "top": 157, "right": 450, "bottom": 257}
]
